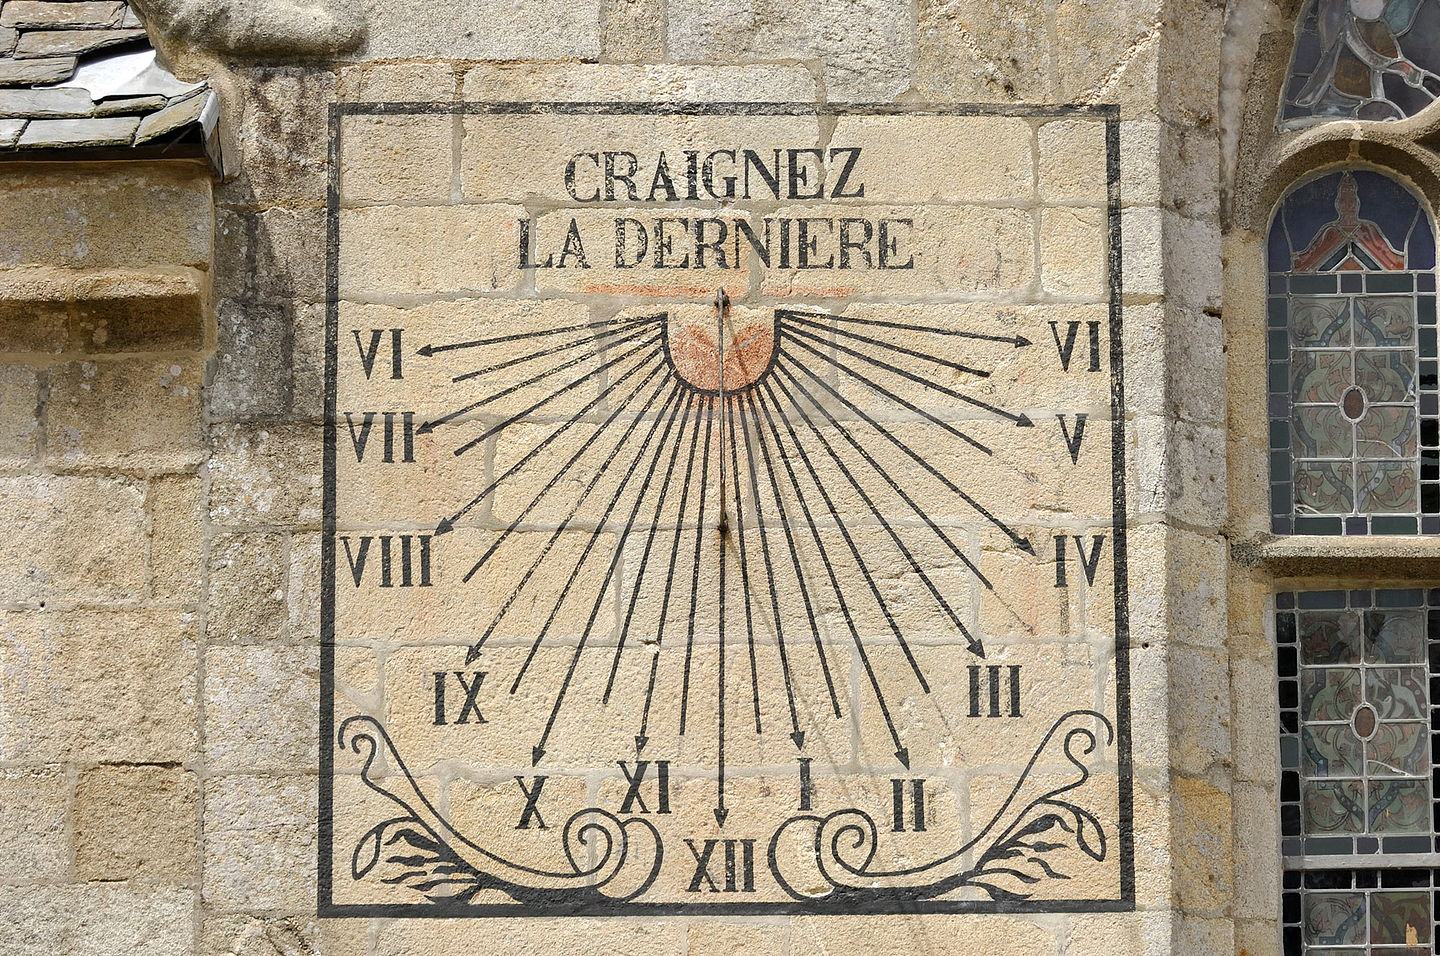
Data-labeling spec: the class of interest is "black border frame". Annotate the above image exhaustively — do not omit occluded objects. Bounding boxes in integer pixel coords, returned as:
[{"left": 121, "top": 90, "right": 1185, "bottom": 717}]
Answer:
[{"left": 319, "top": 100, "right": 1133, "bottom": 918}]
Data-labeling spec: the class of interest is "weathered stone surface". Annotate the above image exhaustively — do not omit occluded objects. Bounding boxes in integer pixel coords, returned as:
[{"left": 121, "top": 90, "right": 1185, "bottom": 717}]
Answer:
[
  {"left": 203, "top": 775, "right": 315, "bottom": 910},
  {"left": 339, "top": 114, "right": 453, "bottom": 205},
  {"left": 74, "top": 765, "right": 197, "bottom": 882},
  {"left": 132, "top": 0, "right": 364, "bottom": 57},
  {"left": 365, "top": 0, "right": 599, "bottom": 59},
  {"left": 0, "top": 609, "right": 197, "bottom": 762},
  {"left": 208, "top": 423, "right": 323, "bottom": 527},
  {"left": 45, "top": 358, "right": 205, "bottom": 470},
  {"left": 0, "top": 364, "right": 40, "bottom": 463},
  {"left": 602, "top": 0, "right": 662, "bottom": 61},
  {"left": 0, "top": 766, "right": 71, "bottom": 880},
  {"left": 0, "top": 475, "right": 148, "bottom": 605},
  {"left": 222, "top": 67, "right": 334, "bottom": 207},
  {"left": 0, "top": 164, "right": 212, "bottom": 270},
  {"left": 0, "top": 885, "right": 194, "bottom": 956},
  {"left": 914, "top": 0, "right": 1052, "bottom": 101},
  {"left": 148, "top": 474, "right": 204, "bottom": 602},
  {"left": 205, "top": 645, "right": 317, "bottom": 770},
  {"left": 208, "top": 532, "right": 288, "bottom": 643},
  {"left": 668, "top": 0, "right": 912, "bottom": 100}
]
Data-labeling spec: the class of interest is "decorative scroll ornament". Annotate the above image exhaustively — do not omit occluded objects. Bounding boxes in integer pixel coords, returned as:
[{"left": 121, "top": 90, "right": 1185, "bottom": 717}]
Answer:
[
  {"left": 768, "top": 711, "right": 1114, "bottom": 903},
  {"left": 338, "top": 716, "right": 664, "bottom": 904}
]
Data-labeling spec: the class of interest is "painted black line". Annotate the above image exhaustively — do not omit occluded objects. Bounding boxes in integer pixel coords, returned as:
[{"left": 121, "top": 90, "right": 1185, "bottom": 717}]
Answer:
[
  {"left": 338, "top": 100, "right": 1120, "bottom": 119},
  {"left": 716, "top": 439, "right": 728, "bottom": 826},
  {"left": 783, "top": 323, "right": 1031, "bottom": 428},
  {"left": 508, "top": 380, "right": 685, "bottom": 688},
  {"left": 736, "top": 392, "right": 805, "bottom": 747},
  {"left": 780, "top": 344, "right": 1036, "bottom": 556},
  {"left": 439, "top": 350, "right": 663, "bottom": 536},
  {"left": 781, "top": 309, "right": 993, "bottom": 378},
  {"left": 451, "top": 313, "right": 661, "bottom": 384},
  {"left": 790, "top": 308, "right": 1031, "bottom": 347},
  {"left": 759, "top": 374, "right": 933, "bottom": 690},
  {"left": 531, "top": 380, "right": 691, "bottom": 765},
  {"left": 772, "top": 359, "right": 992, "bottom": 590},
  {"left": 678, "top": 395, "right": 715, "bottom": 736},
  {"left": 603, "top": 390, "right": 697, "bottom": 703},
  {"left": 418, "top": 313, "right": 664, "bottom": 355},
  {"left": 457, "top": 353, "right": 666, "bottom": 575},
  {"left": 634, "top": 389, "right": 707, "bottom": 754},
  {"left": 447, "top": 333, "right": 661, "bottom": 455},
  {"left": 751, "top": 388, "right": 911, "bottom": 768},
  {"left": 741, "top": 392, "right": 842, "bottom": 720},
  {"left": 428, "top": 330, "right": 659, "bottom": 443},
  {"left": 461, "top": 368, "right": 674, "bottom": 664},
  {"left": 779, "top": 322, "right": 992, "bottom": 456},
  {"left": 726, "top": 395, "right": 763, "bottom": 737},
  {"left": 768, "top": 368, "right": 985, "bottom": 658}
]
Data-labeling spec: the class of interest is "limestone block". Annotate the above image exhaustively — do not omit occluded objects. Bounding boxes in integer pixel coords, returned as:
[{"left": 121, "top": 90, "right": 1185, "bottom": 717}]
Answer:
[
  {"left": 133, "top": 0, "right": 365, "bottom": 57},
  {"left": 1040, "top": 207, "right": 1108, "bottom": 298},
  {"left": 1039, "top": 120, "right": 1108, "bottom": 203},
  {"left": 0, "top": 266, "right": 207, "bottom": 355},
  {"left": 337, "top": 204, "right": 525, "bottom": 299},
  {"left": 341, "top": 114, "right": 454, "bottom": 205},
  {"left": 208, "top": 532, "right": 288, "bottom": 643},
  {"left": 74, "top": 765, "right": 197, "bottom": 882},
  {"left": 686, "top": 922, "right": 786, "bottom": 956},
  {"left": 1119, "top": 121, "right": 1161, "bottom": 206},
  {"left": 209, "top": 298, "right": 294, "bottom": 422},
  {"left": 202, "top": 916, "right": 369, "bottom": 956},
  {"left": 0, "top": 163, "right": 212, "bottom": 270},
  {"left": 914, "top": 0, "right": 1052, "bottom": 102},
  {"left": 339, "top": 62, "right": 457, "bottom": 103},
  {"left": 203, "top": 775, "right": 316, "bottom": 911},
  {"left": 0, "top": 609, "right": 197, "bottom": 763},
  {"left": 253, "top": 207, "right": 328, "bottom": 303},
  {"left": 0, "top": 474, "right": 148, "bottom": 605},
  {"left": 45, "top": 358, "right": 205, "bottom": 471},
  {"left": 1120, "top": 206, "right": 1163, "bottom": 296},
  {"left": 1171, "top": 775, "right": 1233, "bottom": 915},
  {"left": 214, "top": 208, "right": 252, "bottom": 302},
  {"left": 667, "top": 0, "right": 913, "bottom": 101},
  {"left": 223, "top": 67, "right": 335, "bottom": 208},
  {"left": 364, "top": 0, "right": 600, "bottom": 59},
  {"left": 1054, "top": 0, "right": 1162, "bottom": 111},
  {"left": 458, "top": 63, "right": 818, "bottom": 103},
  {"left": 0, "top": 365, "right": 40, "bottom": 464},
  {"left": 209, "top": 423, "right": 323, "bottom": 527},
  {"left": 289, "top": 531, "right": 321, "bottom": 642},
  {"left": 370, "top": 917, "right": 685, "bottom": 956},
  {"left": 0, "top": 885, "right": 193, "bottom": 956},
  {"left": 0, "top": 766, "right": 70, "bottom": 881},
  {"left": 1231, "top": 783, "right": 1278, "bottom": 921},
  {"left": 791, "top": 915, "right": 1058, "bottom": 956},
  {"left": 149, "top": 474, "right": 205, "bottom": 603},
  {"left": 205, "top": 645, "right": 318, "bottom": 771},
  {"left": 603, "top": 0, "right": 663, "bottom": 61}
]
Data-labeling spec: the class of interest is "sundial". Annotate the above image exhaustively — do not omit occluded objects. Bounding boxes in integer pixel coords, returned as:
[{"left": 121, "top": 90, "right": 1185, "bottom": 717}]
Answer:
[{"left": 322, "top": 102, "right": 1133, "bottom": 915}]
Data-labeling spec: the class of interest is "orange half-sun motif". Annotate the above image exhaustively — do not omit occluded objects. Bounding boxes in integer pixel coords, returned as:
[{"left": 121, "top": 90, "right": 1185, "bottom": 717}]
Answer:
[{"left": 666, "top": 313, "right": 775, "bottom": 393}]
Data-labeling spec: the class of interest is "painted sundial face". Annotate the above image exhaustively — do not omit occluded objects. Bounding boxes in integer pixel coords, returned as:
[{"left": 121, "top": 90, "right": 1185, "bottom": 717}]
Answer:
[{"left": 325, "top": 103, "right": 1132, "bottom": 915}]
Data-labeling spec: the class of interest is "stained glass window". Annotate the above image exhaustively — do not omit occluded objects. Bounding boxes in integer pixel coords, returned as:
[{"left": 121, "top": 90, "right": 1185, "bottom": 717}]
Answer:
[
  {"left": 1281, "top": 0, "right": 1440, "bottom": 128},
  {"left": 1267, "top": 169, "right": 1439, "bottom": 536},
  {"left": 1277, "top": 589, "right": 1440, "bottom": 956}
]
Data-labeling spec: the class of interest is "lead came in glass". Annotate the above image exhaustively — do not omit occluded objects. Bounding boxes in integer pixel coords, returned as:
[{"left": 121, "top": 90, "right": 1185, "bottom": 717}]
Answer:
[{"left": 1268, "top": 170, "right": 1439, "bottom": 535}]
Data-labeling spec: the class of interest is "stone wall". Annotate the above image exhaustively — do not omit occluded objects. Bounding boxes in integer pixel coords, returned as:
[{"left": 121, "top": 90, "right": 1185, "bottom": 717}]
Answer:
[{"left": 0, "top": 0, "right": 1246, "bottom": 953}]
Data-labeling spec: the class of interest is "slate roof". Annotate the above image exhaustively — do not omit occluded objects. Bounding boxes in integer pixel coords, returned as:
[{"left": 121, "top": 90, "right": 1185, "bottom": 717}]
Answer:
[{"left": 0, "top": 0, "right": 219, "bottom": 166}]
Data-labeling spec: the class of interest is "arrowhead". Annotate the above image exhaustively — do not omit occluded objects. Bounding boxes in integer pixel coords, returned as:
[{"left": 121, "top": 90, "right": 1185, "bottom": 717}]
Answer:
[
  {"left": 416, "top": 420, "right": 435, "bottom": 435},
  {"left": 790, "top": 731, "right": 805, "bottom": 749},
  {"left": 968, "top": 637, "right": 986, "bottom": 659},
  {"left": 1014, "top": 413, "right": 1033, "bottom": 427},
  {"left": 1014, "top": 335, "right": 1031, "bottom": 347},
  {"left": 635, "top": 735, "right": 648, "bottom": 754},
  {"left": 435, "top": 517, "right": 454, "bottom": 536},
  {"left": 531, "top": 746, "right": 545, "bottom": 766},
  {"left": 1018, "top": 537, "right": 1037, "bottom": 555},
  {"left": 464, "top": 645, "right": 480, "bottom": 665},
  {"left": 895, "top": 748, "right": 910, "bottom": 769},
  {"left": 417, "top": 345, "right": 434, "bottom": 357},
  {"left": 713, "top": 807, "right": 729, "bottom": 827}
]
